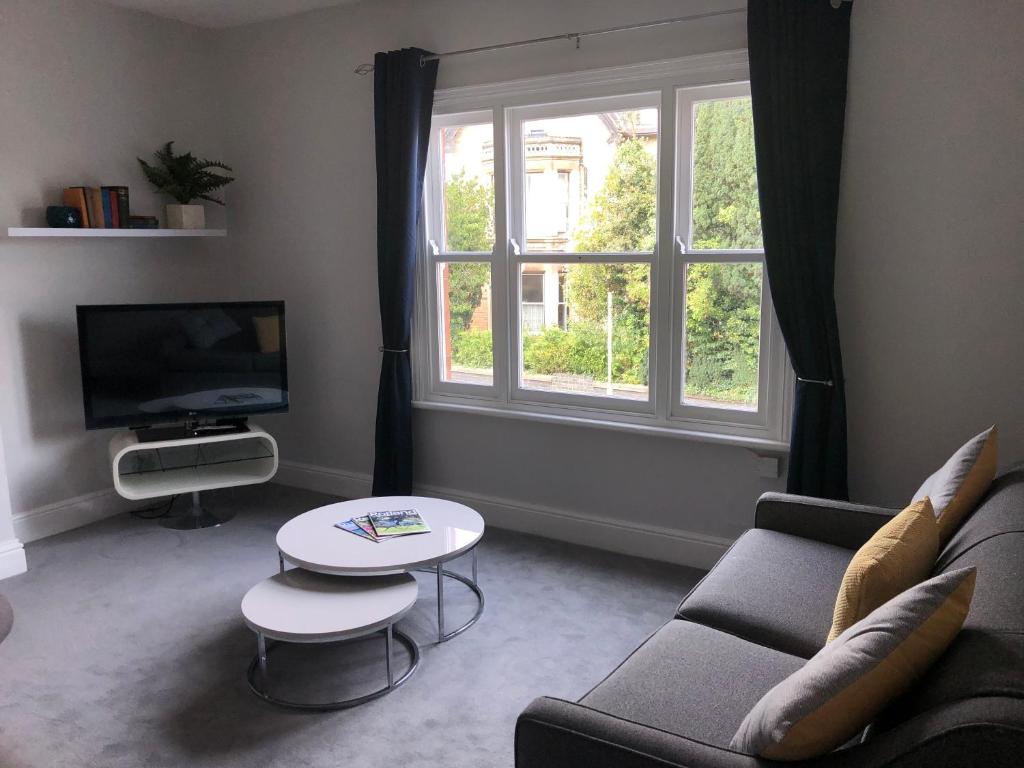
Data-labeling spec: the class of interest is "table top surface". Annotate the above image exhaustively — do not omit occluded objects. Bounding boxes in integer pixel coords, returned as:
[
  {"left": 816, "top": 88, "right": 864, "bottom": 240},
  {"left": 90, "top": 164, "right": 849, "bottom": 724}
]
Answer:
[
  {"left": 241, "top": 569, "right": 417, "bottom": 642},
  {"left": 276, "top": 496, "right": 485, "bottom": 575}
]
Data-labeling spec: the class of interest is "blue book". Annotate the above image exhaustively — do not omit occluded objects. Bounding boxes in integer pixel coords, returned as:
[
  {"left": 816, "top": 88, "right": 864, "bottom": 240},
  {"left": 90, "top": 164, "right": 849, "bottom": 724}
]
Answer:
[{"left": 100, "top": 189, "right": 113, "bottom": 228}]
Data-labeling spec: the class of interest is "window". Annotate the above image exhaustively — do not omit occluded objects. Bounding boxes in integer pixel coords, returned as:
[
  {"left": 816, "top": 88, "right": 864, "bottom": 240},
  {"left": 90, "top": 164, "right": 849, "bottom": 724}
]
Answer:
[
  {"left": 416, "top": 56, "right": 791, "bottom": 446},
  {"left": 424, "top": 114, "right": 496, "bottom": 390}
]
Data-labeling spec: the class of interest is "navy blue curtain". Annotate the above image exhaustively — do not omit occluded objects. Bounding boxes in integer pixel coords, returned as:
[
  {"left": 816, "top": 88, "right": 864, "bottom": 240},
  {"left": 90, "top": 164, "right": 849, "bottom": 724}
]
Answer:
[
  {"left": 372, "top": 48, "right": 438, "bottom": 496},
  {"left": 748, "top": 1, "right": 852, "bottom": 499}
]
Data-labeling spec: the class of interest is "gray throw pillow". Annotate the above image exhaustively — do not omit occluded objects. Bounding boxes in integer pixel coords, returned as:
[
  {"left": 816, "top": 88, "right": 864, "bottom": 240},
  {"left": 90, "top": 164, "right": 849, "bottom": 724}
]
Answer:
[{"left": 730, "top": 567, "right": 976, "bottom": 761}]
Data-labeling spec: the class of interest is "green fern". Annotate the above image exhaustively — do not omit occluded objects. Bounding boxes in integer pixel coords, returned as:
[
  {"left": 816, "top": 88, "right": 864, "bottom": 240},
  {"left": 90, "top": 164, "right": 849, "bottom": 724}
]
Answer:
[{"left": 137, "top": 141, "right": 235, "bottom": 205}]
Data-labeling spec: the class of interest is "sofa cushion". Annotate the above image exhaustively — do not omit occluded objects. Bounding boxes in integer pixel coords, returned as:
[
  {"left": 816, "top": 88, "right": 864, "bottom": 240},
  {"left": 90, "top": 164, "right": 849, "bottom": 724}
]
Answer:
[
  {"left": 935, "top": 464, "right": 1024, "bottom": 573},
  {"left": 913, "top": 425, "right": 998, "bottom": 546},
  {"left": 677, "top": 529, "right": 853, "bottom": 657},
  {"left": 827, "top": 498, "right": 939, "bottom": 642},
  {"left": 732, "top": 568, "right": 976, "bottom": 761},
  {"left": 580, "top": 619, "right": 804, "bottom": 749},
  {"left": 872, "top": 467, "right": 1024, "bottom": 733}
]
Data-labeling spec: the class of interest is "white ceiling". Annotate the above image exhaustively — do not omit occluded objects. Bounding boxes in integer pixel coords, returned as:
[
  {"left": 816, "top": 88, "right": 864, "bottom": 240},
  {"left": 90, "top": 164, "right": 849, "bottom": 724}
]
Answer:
[{"left": 101, "top": 0, "right": 364, "bottom": 28}]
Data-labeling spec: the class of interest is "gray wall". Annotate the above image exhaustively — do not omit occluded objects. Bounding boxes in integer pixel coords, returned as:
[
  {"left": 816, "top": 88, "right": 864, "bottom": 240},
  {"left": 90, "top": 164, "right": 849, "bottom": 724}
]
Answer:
[
  {"left": 838, "top": 0, "right": 1024, "bottom": 504},
  {"left": 0, "top": 0, "right": 227, "bottom": 528}
]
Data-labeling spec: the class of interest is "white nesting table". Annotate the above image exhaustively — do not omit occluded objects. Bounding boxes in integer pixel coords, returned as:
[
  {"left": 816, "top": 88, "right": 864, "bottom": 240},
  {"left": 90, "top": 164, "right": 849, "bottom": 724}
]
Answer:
[
  {"left": 241, "top": 569, "right": 420, "bottom": 709},
  {"left": 276, "top": 496, "right": 485, "bottom": 643}
]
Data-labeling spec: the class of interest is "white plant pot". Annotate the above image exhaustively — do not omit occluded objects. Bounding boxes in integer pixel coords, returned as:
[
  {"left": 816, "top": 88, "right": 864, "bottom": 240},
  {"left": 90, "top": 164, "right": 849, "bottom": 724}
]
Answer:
[{"left": 166, "top": 204, "right": 205, "bottom": 229}]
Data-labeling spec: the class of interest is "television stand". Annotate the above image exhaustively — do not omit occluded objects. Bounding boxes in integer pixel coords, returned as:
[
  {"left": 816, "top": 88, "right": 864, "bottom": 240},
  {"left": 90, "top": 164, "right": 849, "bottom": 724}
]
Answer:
[
  {"left": 109, "top": 424, "right": 278, "bottom": 529},
  {"left": 165, "top": 490, "right": 233, "bottom": 530}
]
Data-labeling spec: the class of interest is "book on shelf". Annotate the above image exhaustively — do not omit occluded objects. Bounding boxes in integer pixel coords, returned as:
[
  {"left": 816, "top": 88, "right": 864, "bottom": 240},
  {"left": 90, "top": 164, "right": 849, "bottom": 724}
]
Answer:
[
  {"left": 113, "top": 186, "right": 129, "bottom": 226},
  {"left": 368, "top": 509, "right": 430, "bottom": 537},
  {"left": 87, "top": 187, "right": 105, "bottom": 228},
  {"left": 100, "top": 187, "right": 113, "bottom": 228},
  {"left": 60, "top": 185, "right": 132, "bottom": 228},
  {"left": 128, "top": 215, "right": 158, "bottom": 229},
  {"left": 61, "top": 187, "right": 90, "bottom": 227}
]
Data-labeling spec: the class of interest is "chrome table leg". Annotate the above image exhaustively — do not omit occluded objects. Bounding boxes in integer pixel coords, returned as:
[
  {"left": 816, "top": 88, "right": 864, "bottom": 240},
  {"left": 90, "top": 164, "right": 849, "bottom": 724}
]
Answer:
[
  {"left": 257, "top": 633, "right": 267, "bottom": 678},
  {"left": 278, "top": 550, "right": 284, "bottom": 573},
  {"left": 385, "top": 625, "right": 394, "bottom": 688},
  {"left": 436, "top": 562, "right": 445, "bottom": 643}
]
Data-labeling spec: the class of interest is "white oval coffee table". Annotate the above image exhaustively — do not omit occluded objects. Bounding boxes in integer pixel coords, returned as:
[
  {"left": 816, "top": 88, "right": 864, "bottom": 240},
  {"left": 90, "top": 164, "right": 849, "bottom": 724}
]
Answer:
[
  {"left": 241, "top": 569, "right": 420, "bottom": 710},
  {"left": 276, "top": 496, "right": 485, "bottom": 643}
]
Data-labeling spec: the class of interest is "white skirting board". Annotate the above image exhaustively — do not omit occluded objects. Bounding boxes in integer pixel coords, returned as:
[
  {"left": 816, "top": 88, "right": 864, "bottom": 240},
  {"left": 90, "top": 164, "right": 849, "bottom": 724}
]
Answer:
[
  {"left": 274, "top": 461, "right": 733, "bottom": 571},
  {"left": 13, "top": 488, "right": 136, "bottom": 544},
  {"left": 9, "top": 463, "right": 734, "bottom": 572},
  {"left": 0, "top": 538, "right": 27, "bottom": 580}
]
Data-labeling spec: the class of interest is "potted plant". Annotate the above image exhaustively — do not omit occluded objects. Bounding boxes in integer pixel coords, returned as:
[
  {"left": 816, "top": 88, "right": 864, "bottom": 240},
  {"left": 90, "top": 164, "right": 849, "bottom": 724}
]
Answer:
[{"left": 138, "top": 141, "right": 235, "bottom": 229}]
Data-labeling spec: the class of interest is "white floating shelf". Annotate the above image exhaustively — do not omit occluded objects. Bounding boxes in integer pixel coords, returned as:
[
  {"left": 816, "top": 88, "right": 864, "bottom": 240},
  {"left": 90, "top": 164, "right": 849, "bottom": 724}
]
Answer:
[{"left": 7, "top": 227, "right": 226, "bottom": 238}]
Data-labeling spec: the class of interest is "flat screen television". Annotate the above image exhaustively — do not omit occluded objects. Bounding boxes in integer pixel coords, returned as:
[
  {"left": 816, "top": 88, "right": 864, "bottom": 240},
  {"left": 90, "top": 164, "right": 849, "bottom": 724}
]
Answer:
[{"left": 76, "top": 301, "right": 288, "bottom": 430}]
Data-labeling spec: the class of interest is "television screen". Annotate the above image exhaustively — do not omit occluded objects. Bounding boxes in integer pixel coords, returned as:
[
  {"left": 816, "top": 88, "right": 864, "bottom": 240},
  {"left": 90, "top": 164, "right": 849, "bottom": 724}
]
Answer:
[{"left": 76, "top": 301, "right": 288, "bottom": 429}]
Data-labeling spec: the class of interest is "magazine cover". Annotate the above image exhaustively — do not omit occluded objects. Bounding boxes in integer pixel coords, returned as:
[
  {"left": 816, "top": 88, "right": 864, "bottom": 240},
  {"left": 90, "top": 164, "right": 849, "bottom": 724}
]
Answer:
[
  {"left": 368, "top": 509, "right": 430, "bottom": 537},
  {"left": 352, "top": 515, "right": 383, "bottom": 540},
  {"left": 335, "top": 518, "right": 377, "bottom": 541}
]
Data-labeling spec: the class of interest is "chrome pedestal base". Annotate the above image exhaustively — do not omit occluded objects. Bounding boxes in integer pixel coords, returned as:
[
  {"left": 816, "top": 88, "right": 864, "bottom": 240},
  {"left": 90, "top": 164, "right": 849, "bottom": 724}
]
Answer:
[
  {"left": 160, "top": 491, "right": 234, "bottom": 530},
  {"left": 246, "top": 625, "right": 420, "bottom": 711}
]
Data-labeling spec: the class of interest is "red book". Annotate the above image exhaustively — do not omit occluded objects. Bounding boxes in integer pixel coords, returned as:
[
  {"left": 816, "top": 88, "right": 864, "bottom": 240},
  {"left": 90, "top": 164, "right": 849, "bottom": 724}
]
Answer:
[{"left": 109, "top": 189, "right": 120, "bottom": 228}]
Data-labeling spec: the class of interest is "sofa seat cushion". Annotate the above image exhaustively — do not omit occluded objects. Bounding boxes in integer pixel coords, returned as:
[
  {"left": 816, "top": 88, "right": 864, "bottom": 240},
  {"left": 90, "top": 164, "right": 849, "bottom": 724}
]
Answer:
[
  {"left": 676, "top": 529, "right": 853, "bottom": 657},
  {"left": 580, "top": 619, "right": 805, "bottom": 749}
]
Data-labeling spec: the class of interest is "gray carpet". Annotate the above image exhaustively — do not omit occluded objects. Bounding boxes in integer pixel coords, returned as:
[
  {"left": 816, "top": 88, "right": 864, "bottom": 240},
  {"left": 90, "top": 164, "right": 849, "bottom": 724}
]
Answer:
[{"left": 0, "top": 484, "right": 703, "bottom": 768}]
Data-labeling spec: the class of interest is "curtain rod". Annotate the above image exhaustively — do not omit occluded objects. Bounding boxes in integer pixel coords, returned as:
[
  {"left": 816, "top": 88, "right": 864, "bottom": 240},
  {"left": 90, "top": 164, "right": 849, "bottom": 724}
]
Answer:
[
  {"left": 352, "top": 1, "right": 853, "bottom": 75},
  {"left": 352, "top": 7, "right": 748, "bottom": 75}
]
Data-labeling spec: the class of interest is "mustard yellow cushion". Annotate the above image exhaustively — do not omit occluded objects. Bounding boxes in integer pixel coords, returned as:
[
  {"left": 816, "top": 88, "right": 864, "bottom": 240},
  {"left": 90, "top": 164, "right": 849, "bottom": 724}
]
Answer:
[
  {"left": 252, "top": 315, "right": 281, "bottom": 354},
  {"left": 826, "top": 498, "right": 939, "bottom": 643},
  {"left": 913, "top": 425, "right": 998, "bottom": 546},
  {"left": 732, "top": 567, "right": 976, "bottom": 761}
]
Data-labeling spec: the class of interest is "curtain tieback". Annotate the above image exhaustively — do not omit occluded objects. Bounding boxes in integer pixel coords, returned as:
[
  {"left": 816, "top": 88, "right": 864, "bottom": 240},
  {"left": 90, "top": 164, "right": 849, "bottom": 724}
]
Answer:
[
  {"left": 797, "top": 376, "right": 834, "bottom": 387},
  {"left": 379, "top": 346, "right": 409, "bottom": 354}
]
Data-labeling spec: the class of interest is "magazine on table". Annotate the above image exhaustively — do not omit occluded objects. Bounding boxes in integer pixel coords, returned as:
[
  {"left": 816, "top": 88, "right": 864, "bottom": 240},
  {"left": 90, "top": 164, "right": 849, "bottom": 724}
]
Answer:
[
  {"left": 368, "top": 509, "right": 430, "bottom": 537},
  {"left": 334, "top": 515, "right": 390, "bottom": 542}
]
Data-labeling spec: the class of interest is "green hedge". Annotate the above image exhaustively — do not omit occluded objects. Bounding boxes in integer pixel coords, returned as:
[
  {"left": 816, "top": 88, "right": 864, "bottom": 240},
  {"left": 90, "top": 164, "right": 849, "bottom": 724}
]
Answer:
[
  {"left": 450, "top": 329, "right": 494, "bottom": 369},
  {"left": 452, "top": 327, "right": 757, "bottom": 404},
  {"left": 451, "top": 326, "right": 648, "bottom": 385}
]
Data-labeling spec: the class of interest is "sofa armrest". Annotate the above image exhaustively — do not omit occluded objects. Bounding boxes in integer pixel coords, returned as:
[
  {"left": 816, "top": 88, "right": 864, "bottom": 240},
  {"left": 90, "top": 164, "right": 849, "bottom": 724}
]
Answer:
[
  {"left": 515, "top": 697, "right": 759, "bottom": 768},
  {"left": 755, "top": 493, "right": 899, "bottom": 550}
]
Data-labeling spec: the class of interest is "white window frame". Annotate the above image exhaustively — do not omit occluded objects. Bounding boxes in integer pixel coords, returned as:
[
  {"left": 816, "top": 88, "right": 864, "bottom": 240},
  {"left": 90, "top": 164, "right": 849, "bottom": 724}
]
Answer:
[
  {"left": 421, "top": 110, "right": 507, "bottom": 400},
  {"left": 507, "top": 91, "right": 661, "bottom": 416},
  {"left": 412, "top": 51, "right": 793, "bottom": 452},
  {"left": 669, "top": 82, "right": 789, "bottom": 441}
]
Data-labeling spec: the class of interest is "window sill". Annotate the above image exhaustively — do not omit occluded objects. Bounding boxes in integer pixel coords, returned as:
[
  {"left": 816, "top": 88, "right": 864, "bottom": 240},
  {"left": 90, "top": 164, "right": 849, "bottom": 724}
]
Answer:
[{"left": 412, "top": 398, "right": 790, "bottom": 454}]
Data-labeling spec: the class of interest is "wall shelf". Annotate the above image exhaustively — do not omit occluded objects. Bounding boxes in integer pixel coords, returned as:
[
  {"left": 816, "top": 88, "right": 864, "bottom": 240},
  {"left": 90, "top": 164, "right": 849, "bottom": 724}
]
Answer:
[{"left": 6, "top": 227, "right": 226, "bottom": 238}]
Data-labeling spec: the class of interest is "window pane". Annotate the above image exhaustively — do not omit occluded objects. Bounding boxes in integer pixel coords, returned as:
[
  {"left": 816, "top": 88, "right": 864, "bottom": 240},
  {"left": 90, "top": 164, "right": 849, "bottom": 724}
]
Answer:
[
  {"left": 519, "top": 262, "right": 650, "bottom": 400},
  {"left": 439, "top": 262, "right": 492, "bottom": 386},
  {"left": 683, "top": 262, "right": 762, "bottom": 410},
  {"left": 690, "top": 98, "right": 762, "bottom": 250},
  {"left": 441, "top": 122, "right": 494, "bottom": 252},
  {"left": 522, "top": 108, "right": 658, "bottom": 253}
]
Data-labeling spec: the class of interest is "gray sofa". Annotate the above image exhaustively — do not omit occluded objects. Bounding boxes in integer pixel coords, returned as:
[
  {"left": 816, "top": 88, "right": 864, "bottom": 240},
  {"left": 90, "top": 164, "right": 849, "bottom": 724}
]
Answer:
[{"left": 516, "top": 465, "right": 1024, "bottom": 767}]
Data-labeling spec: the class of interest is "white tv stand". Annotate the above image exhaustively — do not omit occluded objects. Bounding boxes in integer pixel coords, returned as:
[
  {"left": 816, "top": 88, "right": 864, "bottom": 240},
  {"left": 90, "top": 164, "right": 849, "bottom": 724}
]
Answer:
[{"left": 109, "top": 424, "right": 279, "bottom": 529}]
